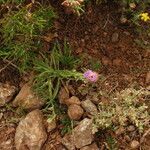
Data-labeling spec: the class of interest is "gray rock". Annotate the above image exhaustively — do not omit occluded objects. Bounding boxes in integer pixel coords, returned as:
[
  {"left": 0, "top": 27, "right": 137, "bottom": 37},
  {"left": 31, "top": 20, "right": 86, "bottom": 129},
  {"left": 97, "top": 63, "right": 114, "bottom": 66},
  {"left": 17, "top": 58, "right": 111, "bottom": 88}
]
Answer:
[
  {"left": 90, "top": 97, "right": 100, "bottom": 104},
  {"left": 15, "top": 109, "right": 47, "bottom": 150},
  {"left": 62, "top": 118, "right": 94, "bottom": 149},
  {"left": 62, "top": 134, "right": 75, "bottom": 150},
  {"left": 73, "top": 118, "right": 94, "bottom": 149},
  {"left": 13, "top": 83, "right": 45, "bottom": 111},
  {"left": 81, "top": 100, "right": 98, "bottom": 116},
  {"left": 0, "top": 83, "right": 17, "bottom": 107},
  {"left": 80, "top": 143, "right": 99, "bottom": 150},
  {"left": 111, "top": 32, "right": 119, "bottom": 42},
  {"left": 87, "top": 92, "right": 100, "bottom": 104}
]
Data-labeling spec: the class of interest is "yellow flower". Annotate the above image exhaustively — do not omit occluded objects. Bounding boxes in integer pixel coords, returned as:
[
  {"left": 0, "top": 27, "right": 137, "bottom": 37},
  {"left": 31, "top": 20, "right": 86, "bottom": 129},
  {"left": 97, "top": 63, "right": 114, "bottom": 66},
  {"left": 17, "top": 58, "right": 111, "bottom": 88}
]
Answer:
[{"left": 139, "top": 13, "right": 150, "bottom": 22}]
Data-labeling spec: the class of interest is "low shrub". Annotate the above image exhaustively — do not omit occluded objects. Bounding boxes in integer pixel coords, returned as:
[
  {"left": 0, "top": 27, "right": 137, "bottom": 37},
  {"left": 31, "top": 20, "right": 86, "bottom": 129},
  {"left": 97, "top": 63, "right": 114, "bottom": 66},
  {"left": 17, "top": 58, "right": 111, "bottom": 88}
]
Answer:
[{"left": 93, "top": 87, "right": 150, "bottom": 133}]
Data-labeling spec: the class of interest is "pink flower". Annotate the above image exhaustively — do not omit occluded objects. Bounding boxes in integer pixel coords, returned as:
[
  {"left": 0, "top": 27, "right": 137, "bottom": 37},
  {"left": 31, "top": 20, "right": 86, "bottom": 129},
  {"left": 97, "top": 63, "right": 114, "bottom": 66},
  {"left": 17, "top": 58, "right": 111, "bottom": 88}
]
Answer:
[{"left": 83, "top": 70, "right": 99, "bottom": 82}]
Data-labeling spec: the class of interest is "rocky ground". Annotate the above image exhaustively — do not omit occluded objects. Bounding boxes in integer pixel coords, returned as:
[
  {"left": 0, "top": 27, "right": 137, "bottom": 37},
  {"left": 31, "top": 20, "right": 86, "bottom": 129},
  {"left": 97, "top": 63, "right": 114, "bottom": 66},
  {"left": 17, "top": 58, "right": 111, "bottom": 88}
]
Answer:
[{"left": 0, "top": 2, "right": 150, "bottom": 150}]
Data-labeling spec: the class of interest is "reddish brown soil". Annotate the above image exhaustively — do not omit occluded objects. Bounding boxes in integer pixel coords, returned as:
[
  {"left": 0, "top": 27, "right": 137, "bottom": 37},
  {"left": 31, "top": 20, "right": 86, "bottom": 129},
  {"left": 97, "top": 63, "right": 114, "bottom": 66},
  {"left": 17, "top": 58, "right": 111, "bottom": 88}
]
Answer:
[
  {"left": 0, "top": 2, "right": 149, "bottom": 150},
  {"left": 56, "top": 3, "right": 149, "bottom": 88}
]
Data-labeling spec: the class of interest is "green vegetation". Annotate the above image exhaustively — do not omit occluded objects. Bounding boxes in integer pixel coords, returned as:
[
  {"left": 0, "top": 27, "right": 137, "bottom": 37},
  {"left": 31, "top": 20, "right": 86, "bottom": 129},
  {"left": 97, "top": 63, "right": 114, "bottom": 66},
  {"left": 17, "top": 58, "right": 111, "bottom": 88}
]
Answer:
[
  {"left": 0, "top": 1, "right": 149, "bottom": 148},
  {"left": 60, "top": 116, "right": 73, "bottom": 135},
  {"left": 33, "top": 42, "right": 84, "bottom": 103},
  {"left": 0, "top": 0, "right": 25, "bottom": 4},
  {"left": 56, "top": 40, "right": 81, "bottom": 69},
  {"left": 106, "top": 136, "right": 118, "bottom": 150},
  {"left": 61, "top": 0, "right": 84, "bottom": 15},
  {"left": 93, "top": 87, "right": 150, "bottom": 133},
  {"left": 0, "top": 1, "right": 85, "bottom": 123},
  {"left": 90, "top": 59, "right": 101, "bottom": 71},
  {"left": 0, "top": 3, "right": 56, "bottom": 71},
  {"left": 33, "top": 41, "right": 84, "bottom": 120}
]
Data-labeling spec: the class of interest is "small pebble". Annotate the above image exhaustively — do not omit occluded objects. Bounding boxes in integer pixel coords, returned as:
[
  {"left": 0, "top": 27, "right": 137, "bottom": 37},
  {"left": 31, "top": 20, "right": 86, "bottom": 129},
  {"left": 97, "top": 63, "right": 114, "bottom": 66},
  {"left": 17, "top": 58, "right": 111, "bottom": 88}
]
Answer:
[
  {"left": 9, "top": 123, "right": 16, "bottom": 128},
  {"left": 123, "top": 31, "right": 130, "bottom": 36},
  {"left": 0, "top": 112, "right": 3, "bottom": 120},
  {"left": 1, "top": 108, "right": 6, "bottom": 112},
  {"left": 146, "top": 72, "right": 150, "bottom": 84},
  {"left": 120, "top": 17, "right": 128, "bottom": 24},
  {"left": 76, "top": 47, "right": 83, "bottom": 54},
  {"left": 124, "top": 135, "right": 131, "bottom": 142},
  {"left": 129, "top": 3, "right": 136, "bottom": 9},
  {"left": 112, "top": 32, "right": 119, "bottom": 42},
  {"left": 127, "top": 125, "right": 135, "bottom": 132},
  {"left": 81, "top": 100, "right": 98, "bottom": 116},
  {"left": 130, "top": 140, "right": 140, "bottom": 149},
  {"left": 115, "top": 127, "right": 125, "bottom": 135},
  {"left": 5, "top": 139, "right": 12, "bottom": 145},
  {"left": 2, "top": 120, "right": 5, "bottom": 124},
  {"left": 113, "top": 58, "right": 122, "bottom": 66},
  {"left": 101, "top": 56, "right": 112, "bottom": 66}
]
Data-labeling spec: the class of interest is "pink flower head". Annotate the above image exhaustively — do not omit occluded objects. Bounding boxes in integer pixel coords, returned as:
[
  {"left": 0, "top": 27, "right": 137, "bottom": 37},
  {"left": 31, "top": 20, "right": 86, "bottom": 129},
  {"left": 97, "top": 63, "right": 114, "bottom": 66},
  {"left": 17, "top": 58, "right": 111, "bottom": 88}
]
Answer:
[{"left": 83, "top": 70, "right": 99, "bottom": 82}]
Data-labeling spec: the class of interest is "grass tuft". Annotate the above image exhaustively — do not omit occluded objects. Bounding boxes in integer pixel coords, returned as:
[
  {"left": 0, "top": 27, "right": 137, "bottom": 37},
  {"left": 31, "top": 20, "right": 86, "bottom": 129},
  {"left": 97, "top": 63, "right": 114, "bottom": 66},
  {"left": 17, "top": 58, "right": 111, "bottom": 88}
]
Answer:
[
  {"left": 0, "top": 3, "right": 56, "bottom": 71},
  {"left": 33, "top": 41, "right": 84, "bottom": 121}
]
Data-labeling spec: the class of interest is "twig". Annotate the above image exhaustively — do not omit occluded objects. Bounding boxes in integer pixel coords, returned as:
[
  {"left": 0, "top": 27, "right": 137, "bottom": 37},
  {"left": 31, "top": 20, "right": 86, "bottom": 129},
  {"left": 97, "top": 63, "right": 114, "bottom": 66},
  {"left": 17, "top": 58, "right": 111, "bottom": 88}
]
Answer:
[
  {"left": 103, "top": 14, "right": 110, "bottom": 29},
  {"left": 108, "top": 82, "right": 118, "bottom": 95},
  {"left": 61, "top": 80, "right": 70, "bottom": 94},
  {"left": 140, "top": 128, "right": 150, "bottom": 144},
  {"left": 0, "top": 60, "right": 11, "bottom": 73},
  {"left": 4, "top": 59, "right": 18, "bottom": 68},
  {"left": 0, "top": 59, "right": 18, "bottom": 73}
]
